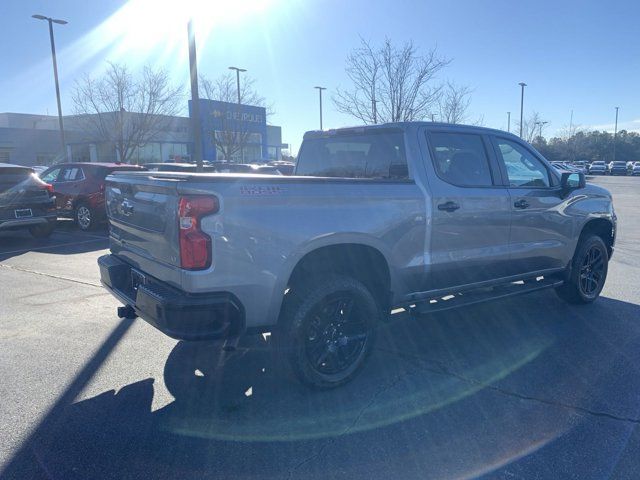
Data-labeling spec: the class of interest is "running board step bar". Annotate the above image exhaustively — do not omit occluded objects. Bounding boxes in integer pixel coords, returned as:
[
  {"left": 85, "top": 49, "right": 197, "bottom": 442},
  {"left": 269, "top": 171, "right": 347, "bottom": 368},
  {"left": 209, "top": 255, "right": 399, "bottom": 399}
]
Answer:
[{"left": 411, "top": 277, "right": 564, "bottom": 315}]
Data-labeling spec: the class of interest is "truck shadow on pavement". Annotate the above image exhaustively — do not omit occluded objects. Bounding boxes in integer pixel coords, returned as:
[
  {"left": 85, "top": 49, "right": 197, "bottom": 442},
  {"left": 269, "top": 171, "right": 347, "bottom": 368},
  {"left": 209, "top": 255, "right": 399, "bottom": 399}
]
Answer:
[
  {"left": 2, "top": 293, "right": 640, "bottom": 479},
  {"left": 0, "top": 220, "right": 108, "bottom": 262}
]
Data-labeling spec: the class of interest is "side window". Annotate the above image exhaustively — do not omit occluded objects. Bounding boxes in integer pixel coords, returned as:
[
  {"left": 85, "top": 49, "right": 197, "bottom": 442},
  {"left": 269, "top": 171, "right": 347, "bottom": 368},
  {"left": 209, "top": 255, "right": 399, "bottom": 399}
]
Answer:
[
  {"left": 60, "top": 167, "right": 85, "bottom": 182},
  {"left": 429, "top": 132, "right": 494, "bottom": 187},
  {"left": 40, "top": 167, "right": 61, "bottom": 183},
  {"left": 494, "top": 138, "right": 550, "bottom": 188},
  {"left": 296, "top": 132, "right": 409, "bottom": 179}
]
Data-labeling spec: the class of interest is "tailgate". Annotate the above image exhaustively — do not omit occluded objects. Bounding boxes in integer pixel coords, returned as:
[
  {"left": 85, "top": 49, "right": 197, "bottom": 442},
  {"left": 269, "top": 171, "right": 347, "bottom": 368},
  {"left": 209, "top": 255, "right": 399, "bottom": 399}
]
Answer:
[{"left": 106, "top": 173, "right": 182, "bottom": 271}]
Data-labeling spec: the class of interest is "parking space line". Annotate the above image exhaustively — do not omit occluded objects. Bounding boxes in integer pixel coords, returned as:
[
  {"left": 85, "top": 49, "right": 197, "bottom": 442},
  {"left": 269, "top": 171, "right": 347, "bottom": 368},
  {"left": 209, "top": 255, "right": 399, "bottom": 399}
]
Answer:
[
  {"left": 0, "top": 263, "right": 103, "bottom": 288},
  {"left": 0, "top": 238, "right": 107, "bottom": 256},
  {"left": 54, "top": 230, "right": 109, "bottom": 240}
]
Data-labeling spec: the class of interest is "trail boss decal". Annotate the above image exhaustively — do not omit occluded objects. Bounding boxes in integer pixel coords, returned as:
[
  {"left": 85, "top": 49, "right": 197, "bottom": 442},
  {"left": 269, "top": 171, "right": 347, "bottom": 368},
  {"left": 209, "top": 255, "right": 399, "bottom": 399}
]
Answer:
[{"left": 240, "top": 186, "right": 286, "bottom": 196}]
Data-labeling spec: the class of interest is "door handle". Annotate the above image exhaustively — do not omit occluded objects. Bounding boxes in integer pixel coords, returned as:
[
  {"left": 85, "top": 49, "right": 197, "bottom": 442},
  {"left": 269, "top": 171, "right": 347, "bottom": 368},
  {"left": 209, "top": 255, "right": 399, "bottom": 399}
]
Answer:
[
  {"left": 514, "top": 199, "right": 530, "bottom": 209},
  {"left": 437, "top": 201, "right": 460, "bottom": 212}
]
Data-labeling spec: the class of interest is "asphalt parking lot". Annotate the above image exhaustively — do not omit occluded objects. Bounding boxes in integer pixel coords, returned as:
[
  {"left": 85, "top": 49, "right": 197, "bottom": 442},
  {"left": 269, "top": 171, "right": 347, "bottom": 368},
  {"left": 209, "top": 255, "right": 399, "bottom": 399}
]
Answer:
[{"left": 1, "top": 176, "right": 639, "bottom": 480}]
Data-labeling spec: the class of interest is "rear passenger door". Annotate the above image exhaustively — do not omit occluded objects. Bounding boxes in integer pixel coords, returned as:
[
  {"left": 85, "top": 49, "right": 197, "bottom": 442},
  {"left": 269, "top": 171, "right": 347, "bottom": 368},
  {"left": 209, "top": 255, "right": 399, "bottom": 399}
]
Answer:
[
  {"left": 424, "top": 129, "right": 512, "bottom": 290},
  {"left": 490, "top": 136, "right": 572, "bottom": 276}
]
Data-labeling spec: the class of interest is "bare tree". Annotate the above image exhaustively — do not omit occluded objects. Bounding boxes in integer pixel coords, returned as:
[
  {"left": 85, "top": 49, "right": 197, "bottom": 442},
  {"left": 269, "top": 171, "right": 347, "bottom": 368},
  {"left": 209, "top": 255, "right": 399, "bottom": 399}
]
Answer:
[
  {"left": 72, "top": 62, "right": 183, "bottom": 163},
  {"left": 437, "top": 81, "right": 473, "bottom": 124},
  {"left": 333, "top": 37, "right": 449, "bottom": 124},
  {"left": 200, "top": 73, "right": 272, "bottom": 161},
  {"left": 519, "top": 111, "right": 547, "bottom": 143}
]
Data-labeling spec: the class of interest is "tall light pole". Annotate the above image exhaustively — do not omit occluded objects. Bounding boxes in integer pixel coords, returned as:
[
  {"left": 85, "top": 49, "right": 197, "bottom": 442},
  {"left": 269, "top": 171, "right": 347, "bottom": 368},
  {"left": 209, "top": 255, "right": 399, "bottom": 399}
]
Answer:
[
  {"left": 613, "top": 106, "right": 620, "bottom": 162},
  {"left": 32, "top": 14, "right": 68, "bottom": 161},
  {"left": 518, "top": 82, "right": 527, "bottom": 139},
  {"left": 187, "top": 19, "right": 203, "bottom": 171},
  {"left": 228, "top": 66, "right": 246, "bottom": 104},
  {"left": 431, "top": 113, "right": 437, "bottom": 122},
  {"left": 314, "top": 86, "right": 326, "bottom": 130},
  {"left": 507, "top": 111, "right": 511, "bottom": 133}
]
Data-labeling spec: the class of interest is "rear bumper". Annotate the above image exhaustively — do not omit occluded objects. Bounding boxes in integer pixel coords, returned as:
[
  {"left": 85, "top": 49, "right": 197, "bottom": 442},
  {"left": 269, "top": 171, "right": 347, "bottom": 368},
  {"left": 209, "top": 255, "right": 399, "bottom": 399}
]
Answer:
[{"left": 98, "top": 254, "right": 245, "bottom": 340}]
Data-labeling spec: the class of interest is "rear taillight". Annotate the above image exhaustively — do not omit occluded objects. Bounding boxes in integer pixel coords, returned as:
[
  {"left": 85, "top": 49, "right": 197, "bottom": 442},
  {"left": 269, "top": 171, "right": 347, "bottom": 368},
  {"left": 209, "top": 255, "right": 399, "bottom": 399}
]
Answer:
[
  {"left": 42, "top": 183, "right": 54, "bottom": 194},
  {"left": 178, "top": 196, "right": 219, "bottom": 270}
]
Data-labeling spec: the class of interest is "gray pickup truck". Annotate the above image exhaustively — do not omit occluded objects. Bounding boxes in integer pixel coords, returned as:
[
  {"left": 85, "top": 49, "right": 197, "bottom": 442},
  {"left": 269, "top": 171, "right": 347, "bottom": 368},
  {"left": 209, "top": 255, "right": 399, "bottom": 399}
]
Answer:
[{"left": 98, "top": 123, "right": 616, "bottom": 388}]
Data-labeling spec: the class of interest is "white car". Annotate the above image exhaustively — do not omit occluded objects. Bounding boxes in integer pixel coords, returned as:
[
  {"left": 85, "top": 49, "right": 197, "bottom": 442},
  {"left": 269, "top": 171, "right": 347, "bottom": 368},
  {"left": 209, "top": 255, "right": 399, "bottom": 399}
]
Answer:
[{"left": 632, "top": 162, "right": 640, "bottom": 176}]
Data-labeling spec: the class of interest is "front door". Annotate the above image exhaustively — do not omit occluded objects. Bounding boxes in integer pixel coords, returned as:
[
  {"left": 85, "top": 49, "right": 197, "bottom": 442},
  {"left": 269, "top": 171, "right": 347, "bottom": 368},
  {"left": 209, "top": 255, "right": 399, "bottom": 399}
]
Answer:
[
  {"left": 424, "top": 129, "right": 512, "bottom": 290},
  {"left": 491, "top": 136, "right": 572, "bottom": 276}
]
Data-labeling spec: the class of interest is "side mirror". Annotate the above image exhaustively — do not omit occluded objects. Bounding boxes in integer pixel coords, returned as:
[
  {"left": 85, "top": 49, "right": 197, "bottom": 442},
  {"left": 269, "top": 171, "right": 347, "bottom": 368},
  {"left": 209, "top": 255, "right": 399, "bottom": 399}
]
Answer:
[{"left": 561, "top": 171, "right": 585, "bottom": 190}]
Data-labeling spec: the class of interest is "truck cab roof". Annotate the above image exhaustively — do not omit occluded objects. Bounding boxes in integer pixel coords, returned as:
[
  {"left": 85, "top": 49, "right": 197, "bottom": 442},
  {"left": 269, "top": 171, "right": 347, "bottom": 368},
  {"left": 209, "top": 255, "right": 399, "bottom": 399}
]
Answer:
[{"left": 303, "top": 122, "right": 518, "bottom": 140}]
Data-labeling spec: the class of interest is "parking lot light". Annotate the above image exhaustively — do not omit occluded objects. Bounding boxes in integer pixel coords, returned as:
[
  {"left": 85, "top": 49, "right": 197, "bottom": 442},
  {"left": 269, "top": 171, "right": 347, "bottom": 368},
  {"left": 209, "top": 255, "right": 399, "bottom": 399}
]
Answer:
[{"left": 32, "top": 14, "right": 68, "bottom": 161}]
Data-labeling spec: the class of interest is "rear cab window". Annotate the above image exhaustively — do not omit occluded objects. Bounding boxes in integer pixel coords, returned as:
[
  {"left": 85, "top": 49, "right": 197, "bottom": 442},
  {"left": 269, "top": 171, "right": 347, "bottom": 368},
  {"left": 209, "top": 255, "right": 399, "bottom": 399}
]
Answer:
[{"left": 296, "top": 131, "right": 409, "bottom": 179}]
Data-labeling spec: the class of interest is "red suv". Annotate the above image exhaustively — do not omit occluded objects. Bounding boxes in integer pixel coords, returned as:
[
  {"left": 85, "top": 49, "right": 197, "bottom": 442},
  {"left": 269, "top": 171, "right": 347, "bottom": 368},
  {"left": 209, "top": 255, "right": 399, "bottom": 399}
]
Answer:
[{"left": 39, "top": 163, "right": 145, "bottom": 230}]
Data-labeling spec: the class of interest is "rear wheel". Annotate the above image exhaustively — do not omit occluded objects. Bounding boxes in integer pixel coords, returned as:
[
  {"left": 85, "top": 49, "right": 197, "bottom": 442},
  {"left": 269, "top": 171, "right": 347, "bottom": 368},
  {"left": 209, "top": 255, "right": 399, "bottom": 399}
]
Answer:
[
  {"left": 278, "top": 275, "right": 380, "bottom": 389},
  {"left": 75, "top": 203, "right": 95, "bottom": 231},
  {"left": 555, "top": 235, "right": 608, "bottom": 304},
  {"left": 29, "top": 221, "right": 56, "bottom": 239}
]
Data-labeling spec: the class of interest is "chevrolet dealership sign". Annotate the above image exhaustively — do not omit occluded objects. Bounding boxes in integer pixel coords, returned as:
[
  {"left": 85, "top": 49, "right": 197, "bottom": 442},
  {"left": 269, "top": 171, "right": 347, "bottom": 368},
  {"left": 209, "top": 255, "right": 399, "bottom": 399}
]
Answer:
[
  {"left": 189, "top": 99, "right": 267, "bottom": 161},
  {"left": 212, "top": 109, "right": 264, "bottom": 124}
]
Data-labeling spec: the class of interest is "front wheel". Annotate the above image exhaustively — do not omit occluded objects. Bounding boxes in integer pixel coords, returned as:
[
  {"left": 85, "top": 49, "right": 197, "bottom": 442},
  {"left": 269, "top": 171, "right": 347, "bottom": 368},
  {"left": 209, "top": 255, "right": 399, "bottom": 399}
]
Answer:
[
  {"left": 279, "top": 275, "right": 380, "bottom": 389},
  {"left": 555, "top": 235, "right": 608, "bottom": 304}
]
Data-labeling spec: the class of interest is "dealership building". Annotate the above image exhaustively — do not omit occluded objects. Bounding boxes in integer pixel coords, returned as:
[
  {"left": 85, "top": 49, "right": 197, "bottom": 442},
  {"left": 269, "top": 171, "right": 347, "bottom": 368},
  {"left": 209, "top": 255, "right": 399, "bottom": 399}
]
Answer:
[{"left": 0, "top": 99, "right": 287, "bottom": 166}]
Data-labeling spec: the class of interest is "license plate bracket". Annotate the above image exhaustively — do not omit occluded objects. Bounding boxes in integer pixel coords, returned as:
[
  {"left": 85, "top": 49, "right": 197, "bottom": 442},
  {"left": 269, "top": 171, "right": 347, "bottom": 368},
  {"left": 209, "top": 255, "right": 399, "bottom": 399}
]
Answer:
[
  {"left": 131, "top": 269, "right": 146, "bottom": 291},
  {"left": 15, "top": 209, "right": 33, "bottom": 218}
]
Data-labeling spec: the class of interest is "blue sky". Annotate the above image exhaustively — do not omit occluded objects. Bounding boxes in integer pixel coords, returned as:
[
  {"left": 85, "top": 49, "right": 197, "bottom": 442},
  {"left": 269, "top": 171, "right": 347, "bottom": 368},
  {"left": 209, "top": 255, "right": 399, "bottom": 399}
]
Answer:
[{"left": 1, "top": 0, "right": 639, "bottom": 153}]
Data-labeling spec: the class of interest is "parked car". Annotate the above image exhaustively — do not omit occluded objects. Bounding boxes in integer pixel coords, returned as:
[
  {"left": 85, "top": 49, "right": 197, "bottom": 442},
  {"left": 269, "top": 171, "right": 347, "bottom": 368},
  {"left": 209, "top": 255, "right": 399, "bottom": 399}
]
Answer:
[
  {"left": 99, "top": 123, "right": 616, "bottom": 389},
  {"left": 551, "top": 162, "right": 579, "bottom": 173},
  {"left": 268, "top": 161, "right": 296, "bottom": 175},
  {"left": 210, "top": 162, "right": 284, "bottom": 174},
  {"left": 632, "top": 162, "right": 640, "bottom": 176},
  {"left": 39, "top": 162, "right": 146, "bottom": 230},
  {"left": 252, "top": 165, "right": 283, "bottom": 175},
  {"left": 608, "top": 161, "right": 628, "bottom": 176},
  {"left": 588, "top": 161, "right": 607, "bottom": 175},
  {"left": 0, "top": 163, "right": 57, "bottom": 238},
  {"left": 145, "top": 163, "right": 218, "bottom": 173},
  {"left": 31, "top": 165, "right": 49, "bottom": 175},
  {"left": 147, "top": 162, "right": 283, "bottom": 175},
  {"left": 572, "top": 161, "right": 588, "bottom": 175}
]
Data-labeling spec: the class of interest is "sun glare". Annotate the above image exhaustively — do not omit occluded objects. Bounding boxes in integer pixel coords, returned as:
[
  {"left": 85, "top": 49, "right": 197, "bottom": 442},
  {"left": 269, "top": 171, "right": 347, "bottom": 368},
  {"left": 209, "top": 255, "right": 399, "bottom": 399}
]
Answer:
[
  {"left": 5, "top": 0, "right": 286, "bottom": 114},
  {"left": 103, "top": 0, "right": 277, "bottom": 54}
]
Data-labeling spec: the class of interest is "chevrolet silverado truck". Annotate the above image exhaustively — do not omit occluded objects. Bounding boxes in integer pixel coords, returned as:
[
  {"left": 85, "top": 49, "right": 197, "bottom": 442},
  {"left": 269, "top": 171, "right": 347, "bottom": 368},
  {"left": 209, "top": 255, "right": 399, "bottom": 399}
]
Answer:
[{"left": 98, "top": 123, "right": 616, "bottom": 388}]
